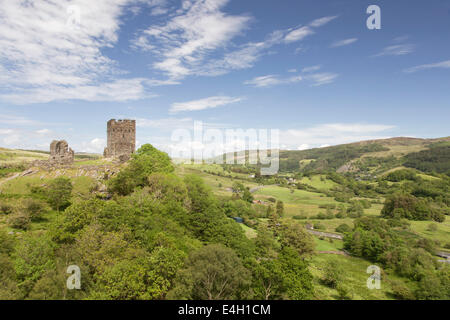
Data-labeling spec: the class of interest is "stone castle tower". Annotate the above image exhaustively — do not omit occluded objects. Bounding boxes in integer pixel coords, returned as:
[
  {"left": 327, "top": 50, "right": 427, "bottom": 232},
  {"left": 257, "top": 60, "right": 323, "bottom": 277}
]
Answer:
[
  {"left": 103, "top": 119, "right": 136, "bottom": 159},
  {"left": 49, "top": 140, "right": 74, "bottom": 164}
]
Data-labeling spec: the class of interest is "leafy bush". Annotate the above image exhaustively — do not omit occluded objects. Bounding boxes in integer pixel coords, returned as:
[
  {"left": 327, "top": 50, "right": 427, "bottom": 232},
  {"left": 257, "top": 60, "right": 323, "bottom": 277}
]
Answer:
[
  {"left": 0, "top": 202, "right": 13, "bottom": 215},
  {"left": 321, "top": 261, "right": 343, "bottom": 288},
  {"left": 108, "top": 144, "right": 174, "bottom": 196},
  {"left": 390, "top": 280, "right": 415, "bottom": 300},
  {"left": 313, "top": 222, "right": 325, "bottom": 230},
  {"left": 335, "top": 223, "right": 352, "bottom": 234},
  {"left": 381, "top": 193, "right": 445, "bottom": 222},
  {"left": 7, "top": 212, "right": 31, "bottom": 230},
  {"left": 22, "top": 199, "right": 47, "bottom": 221}
]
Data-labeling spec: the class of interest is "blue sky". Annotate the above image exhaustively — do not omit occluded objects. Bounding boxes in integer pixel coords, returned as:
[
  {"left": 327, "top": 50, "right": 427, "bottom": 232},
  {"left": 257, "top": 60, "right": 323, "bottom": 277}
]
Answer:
[{"left": 0, "top": 0, "right": 449, "bottom": 154}]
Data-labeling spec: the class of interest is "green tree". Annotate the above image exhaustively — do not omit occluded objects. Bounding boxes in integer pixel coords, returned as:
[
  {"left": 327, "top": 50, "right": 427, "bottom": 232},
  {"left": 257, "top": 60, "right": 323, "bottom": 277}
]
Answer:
[
  {"left": 322, "top": 260, "right": 344, "bottom": 288},
  {"left": 279, "top": 222, "right": 315, "bottom": 257},
  {"left": 169, "top": 244, "right": 250, "bottom": 300},
  {"left": 276, "top": 200, "right": 284, "bottom": 217},
  {"left": 108, "top": 144, "right": 174, "bottom": 195},
  {"left": 278, "top": 247, "right": 314, "bottom": 299},
  {"left": 46, "top": 177, "right": 73, "bottom": 211},
  {"left": 251, "top": 259, "right": 286, "bottom": 300}
]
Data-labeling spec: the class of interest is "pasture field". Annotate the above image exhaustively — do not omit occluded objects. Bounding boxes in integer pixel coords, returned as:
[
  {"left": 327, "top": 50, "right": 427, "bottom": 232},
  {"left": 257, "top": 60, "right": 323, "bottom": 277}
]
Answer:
[
  {"left": 0, "top": 148, "right": 48, "bottom": 164},
  {"left": 309, "top": 253, "right": 411, "bottom": 300},
  {"left": 299, "top": 175, "right": 338, "bottom": 190}
]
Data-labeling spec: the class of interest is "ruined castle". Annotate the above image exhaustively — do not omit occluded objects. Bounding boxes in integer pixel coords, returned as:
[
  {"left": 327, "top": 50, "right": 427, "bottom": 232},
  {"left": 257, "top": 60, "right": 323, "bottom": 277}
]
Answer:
[
  {"left": 49, "top": 140, "right": 74, "bottom": 164},
  {"left": 103, "top": 119, "right": 136, "bottom": 160},
  {"left": 46, "top": 119, "right": 135, "bottom": 165}
]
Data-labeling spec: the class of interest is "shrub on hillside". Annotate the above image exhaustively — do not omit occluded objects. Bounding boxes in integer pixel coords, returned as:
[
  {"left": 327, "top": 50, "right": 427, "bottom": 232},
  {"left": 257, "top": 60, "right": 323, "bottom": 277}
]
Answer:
[
  {"left": 0, "top": 202, "right": 13, "bottom": 215},
  {"left": 335, "top": 223, "right": 352, "bottom": 234},
  {"left": 8, "top": 212, "right": 31, "bottom": 230},
  {"left": 22, "top": 199, "right": 47, "bottom": 221},
  {"left": 108, "top": 144, "right": 174, "bottom": 196},
  {"left": 381, "top": 193, "right": 445, "bottom": 222}
]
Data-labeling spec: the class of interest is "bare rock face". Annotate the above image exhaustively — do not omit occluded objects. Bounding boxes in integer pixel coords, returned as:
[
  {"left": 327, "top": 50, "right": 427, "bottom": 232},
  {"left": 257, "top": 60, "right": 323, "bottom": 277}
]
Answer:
[
  {"left": 49, "top": 140, "right": 74, "bottom": 165},
  {"left": 103, "top": 119, "right": 135, "bottom": 160}
]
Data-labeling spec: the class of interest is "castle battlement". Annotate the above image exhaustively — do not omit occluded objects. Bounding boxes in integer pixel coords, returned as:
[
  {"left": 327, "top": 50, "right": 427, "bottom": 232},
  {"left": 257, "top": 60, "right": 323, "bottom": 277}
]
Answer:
[{"left": 103, "top": 119, "right": 136, "bottom": 160}]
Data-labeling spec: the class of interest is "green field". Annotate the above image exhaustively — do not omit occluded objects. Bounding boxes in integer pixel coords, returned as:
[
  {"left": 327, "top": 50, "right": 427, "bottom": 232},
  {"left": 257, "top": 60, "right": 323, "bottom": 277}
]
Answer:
[{"left": 309, "top": 253, "right": 409, "bottom": 300}]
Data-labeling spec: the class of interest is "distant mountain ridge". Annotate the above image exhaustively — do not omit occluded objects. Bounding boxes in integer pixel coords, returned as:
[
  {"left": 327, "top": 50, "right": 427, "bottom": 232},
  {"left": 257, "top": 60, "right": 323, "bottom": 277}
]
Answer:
[{"left": 211, "top": 136, "right": 450, "bottom": 176}]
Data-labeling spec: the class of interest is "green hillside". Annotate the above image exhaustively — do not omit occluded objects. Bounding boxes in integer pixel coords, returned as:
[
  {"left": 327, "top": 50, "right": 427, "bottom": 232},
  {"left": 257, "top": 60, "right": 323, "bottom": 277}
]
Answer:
[{"left": 0, "top": 141, "right": 449, "bottom": 301}]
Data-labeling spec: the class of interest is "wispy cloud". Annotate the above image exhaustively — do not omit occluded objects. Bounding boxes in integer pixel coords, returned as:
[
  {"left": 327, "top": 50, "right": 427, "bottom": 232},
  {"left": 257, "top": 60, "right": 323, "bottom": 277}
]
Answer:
[
  {"left": 331, "top": 38, "right": 358, "bottom": 48},
  {"left": 0, "top": 114, "right": 41, "bottom": 126},
  {"left": 283, "top": 15, "right": 337, "bottom": 43},
  {"left": 137, "top": 117, "right": 194, "bottom": 129},
  {"left": 373, "top": 44, "right": 415, "bottom": 57},
  {"left": 134, "top": 7, "right": 338, "bottom": 80},
  {"left": 305, "top": 72, "right": 339, "bottom": 86},
  {"left": 280, "top": 123, "right": 395, "bottom": 149},
  {"left": 301, "top": 65, "right": 321, "bottom": 73},
  {"left": 244, "top": 74, "right": 302, "bottom": 88},
  {"left": 245, "top": 66, "right": 338, "bottom": 88},
  {"left": 404, "top": 59, "right": 450, "bottom": 73},
  {"left": 132, "top": 0, "right": 251, "bottom": 79},
  {"left": 0, "top": 0, "right": 163, "bottom": 104},
  {"left": 170, "top": 96, "right": 242, "bottom": 114},
  {"left": 309, "top": 15, "right": 338, "bottom": 27},
  {"left": 284, "top": 26, "right": 315, "bottom": 43}
]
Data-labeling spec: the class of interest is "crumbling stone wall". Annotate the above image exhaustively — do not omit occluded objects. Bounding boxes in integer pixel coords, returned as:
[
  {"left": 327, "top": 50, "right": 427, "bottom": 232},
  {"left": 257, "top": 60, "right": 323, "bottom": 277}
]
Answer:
[
  {"left": 49, "top": 140, "right": 74, "bottom": 164},
  {"left": 103, "top": 119, "right": 136, "bottom": 160}
]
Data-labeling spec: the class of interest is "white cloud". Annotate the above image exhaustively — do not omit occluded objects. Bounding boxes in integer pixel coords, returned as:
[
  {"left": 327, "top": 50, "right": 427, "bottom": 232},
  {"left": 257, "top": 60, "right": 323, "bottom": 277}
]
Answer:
[
  {"left": 284, "top": 26, "right": 314, "bottom": 43},
  {"left": 2, "top": 78, "right": 156, "bottom": 105},
  {"left": 36, "top": 129, "right": 51, "bottom": 135},
  {"left": 170, "top": 96, "right": 242, "bottom": 113},
  {"left": 297, "top": 144, "right": 310, "bottom": 150},
  {"left": 0, "top": 114, "right": 40, "bottom": 126},
  {"left": 134, "top": 5, "right": 338, "bottom": 79},
  {"left": 133, "top": 0, "right": 251, "bottom": 79},
  {"left": 0, "top": 0, "right": 161, "bottom": 104},
  {"left": 305, "top": 72, "right": 339, "bottom": 86},
  {"left": 301, "top": 65, "right": 321, "bottom": 73},
  {"left": 280, "top": 123, "right": 395, "bottom": 149},
  {"left": 283, "top": 16, "right": 337, "bottom": 44},
  {"left": 403, "top": 59, "right": 450, "bottom": 73},
  {"left": 309, "top": 15, "right": 338, "bottom": 27},
  {"left": 146, "top": 122, "right": 396, "bottom": 156},
  {"left": 330, "top": 38, "right": 358, "bottom": 48},
  {"left": 373, "top": 44, "right": 414, "bottom": 57},
  {"left": 76, "top": 138, "right": 106, "bottom": 153},
  {"left": 137, "top": 117, "right": 194, "bottom": 129},
  {"left": 244, "top": 74, "right": 302, "bottom": 88}
]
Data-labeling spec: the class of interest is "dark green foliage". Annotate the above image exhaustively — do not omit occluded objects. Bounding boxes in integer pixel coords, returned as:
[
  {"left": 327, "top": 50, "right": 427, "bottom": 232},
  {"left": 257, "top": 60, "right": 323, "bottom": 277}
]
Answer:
[
  {"left": 389, "top": 279, "right": 415, "bottom": 300},
  {"left": 276, "top": 200, "right": 284, "bottom": 217},
  {"left": 169, "top": 244, "right": 250, "bottom": 300},
  {"left": 321, "top": 261, "right": 344, "bottom": 288},
  {"left": 46, "top": 177, "right": 73, "bottom": 211},
  {"left": 344, "top": 216, "right": 449, "bottom": 299},
  {"left": 108, "top": 144, "right": 174, "bottom": 195},
  {"left": 335, "top": 223, "right": 352, "bottom": 233},
  {"left": 381, "top": 193, "right": 445, "bottom": 222},
  {"left": 385, "top": 169, "right": 418, "bottom": 182},
  {"left": 22, "top": 199, "right": 47, "bottom": 221},
  {"left": 7, "top": 212, "right": 31, "bottom": 230},
  {"left": 279, "top": 143, "right": 388, "bottom": 172},
  {"left": 231, "top": 182, "right": 254, "bottom": 203},
  {"left": 0, "top": 202, "right": 13, "bottom": 215},
  {"left": 279, "top": 222, "right": 315, "bottom": 256},
  {"left": 404, "top": 144, "right": 450, "bottom": 174}
]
